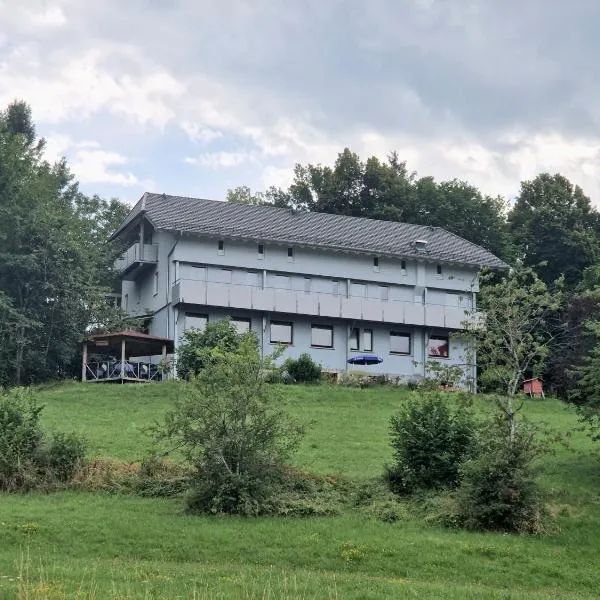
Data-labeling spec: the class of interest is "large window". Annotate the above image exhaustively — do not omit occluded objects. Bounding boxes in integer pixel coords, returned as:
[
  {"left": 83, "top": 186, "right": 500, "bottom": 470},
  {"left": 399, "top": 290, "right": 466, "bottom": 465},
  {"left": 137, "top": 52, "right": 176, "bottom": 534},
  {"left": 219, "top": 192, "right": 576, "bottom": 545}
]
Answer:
[
  {"left": 231, "top": 317, "right": 251, "bottom": 334},
  {"left": 311, "top": 325, "right": 333, "bottom": 348},
  {"left": 350, "top": 327, "right": 359, "bottom": 351},
  {"left": 428, "top": 335, "right": 449, "bottom": 358},
  {"left": 186, "top": 313, "right": 208, "bottom": 331},
  {"left": 390, "top": 331, "right": 411, "bottom": 355},
  {"left": 270, "top": 321, "right": 293, "bottom": 344},
  {"left": 363, "top": 329, "right": 373, "bottom": 352}
]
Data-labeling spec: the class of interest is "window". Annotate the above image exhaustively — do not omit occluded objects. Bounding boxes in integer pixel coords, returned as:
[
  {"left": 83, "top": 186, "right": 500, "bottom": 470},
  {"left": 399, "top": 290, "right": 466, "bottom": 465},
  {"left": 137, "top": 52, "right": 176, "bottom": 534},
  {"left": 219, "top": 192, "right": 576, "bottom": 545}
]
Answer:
[
  {"left": 390, "top": 331, "right": 411, "bottom": 355},
  {"left": 153, "top": 271, "right": 159, "bottom": 295},
  {"left": 373, "top": 256, "right": 379, "bottom": 271},
  {"left": 428, "top": 335, "right": 449, "bottom": 358},
  {"left": 258, "top": 243, "right": 264, "bottom": 259},
  {"left": 363, "top": 329, "right": 373, "bottom": 352},
  {"left": 311, "top": 325, "right": 333, "bottom": 348},
  {"left": 186, "top": 313, "right": 208, "bottom": 331},
  {"left": 124, "top": 294, "right": 129, "bottom": 312},
  {"left": 231, "top": 317, "right": 251, "bottom": 334},
  {"left": 401, "top": 260, "right": 407, "bottom": 271},
  {"left": 270, "top": 321, "right": 293, "bottom": 344},
  {"left": 379, "top": 285, "right": 389, "bottom": 302},
  {"left": 218, "top": 240, "right": 224, "bottom": 254},
  {"left": 350, "top": 327, "right": 359, "bottom": 351},
  {"left": 304, "top": 277, "right": 311, "bottom": 293},
  {"left": 436, "top": 264, "right": 443, "bottom": 277},
  {"left": 287, "top": 247, "right": 294, "bottom": 261}
]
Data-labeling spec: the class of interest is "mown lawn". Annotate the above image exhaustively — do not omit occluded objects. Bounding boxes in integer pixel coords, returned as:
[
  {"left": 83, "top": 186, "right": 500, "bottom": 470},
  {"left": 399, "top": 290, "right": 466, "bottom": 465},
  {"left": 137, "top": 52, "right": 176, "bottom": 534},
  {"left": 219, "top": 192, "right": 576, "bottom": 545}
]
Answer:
[{"left": 0, "top": 382, "right": 599, "bottom": 599}]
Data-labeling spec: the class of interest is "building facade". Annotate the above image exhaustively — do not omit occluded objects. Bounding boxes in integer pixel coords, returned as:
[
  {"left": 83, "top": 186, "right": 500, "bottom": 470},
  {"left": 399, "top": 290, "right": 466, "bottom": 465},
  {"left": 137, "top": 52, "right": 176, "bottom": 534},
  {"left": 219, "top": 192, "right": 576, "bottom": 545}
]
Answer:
[{"left": 112, "top": 193, "right": 506, "bottom": 382}]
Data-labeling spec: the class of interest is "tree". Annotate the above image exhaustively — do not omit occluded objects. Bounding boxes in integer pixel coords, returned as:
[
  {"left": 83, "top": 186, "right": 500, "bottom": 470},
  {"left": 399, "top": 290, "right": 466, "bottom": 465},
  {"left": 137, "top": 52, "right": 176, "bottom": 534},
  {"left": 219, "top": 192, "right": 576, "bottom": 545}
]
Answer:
[
  {"left": 176, "top": 318, "right": 247, "bottom": 379},
  {"left": 508, "top": 173, "right": 600, "bottom": 290},
  {"left": 235, "top": 148, "right": 512, "bottom": 260},
  {"left": 571, "top": 321, "right": 600, "bottom": 441},
  {"left": 154, "top": 335, "right": 304, "bottom": 515},
  {"left": 0, "top": 101, "right": 129, "bottom": 385},
  {"left": 468, "top": 267, "right": 562, "bottom": 437}
]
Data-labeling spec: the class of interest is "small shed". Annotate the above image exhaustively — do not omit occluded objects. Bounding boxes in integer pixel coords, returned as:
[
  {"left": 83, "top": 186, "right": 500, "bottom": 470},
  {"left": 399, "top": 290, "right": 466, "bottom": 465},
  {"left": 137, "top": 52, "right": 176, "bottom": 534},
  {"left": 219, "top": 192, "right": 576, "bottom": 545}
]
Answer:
[
  {"left": 523, "top": 377, "right": 544, "bottom": 398},
  {"left": 82, "top": 330, "right": 175, "bottom": 383}
]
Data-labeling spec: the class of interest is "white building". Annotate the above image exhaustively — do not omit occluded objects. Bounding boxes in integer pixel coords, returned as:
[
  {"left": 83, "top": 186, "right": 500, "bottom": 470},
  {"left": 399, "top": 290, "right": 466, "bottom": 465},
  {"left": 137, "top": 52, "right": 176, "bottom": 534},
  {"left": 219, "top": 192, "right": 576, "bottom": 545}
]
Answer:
[{"left": 111, "top": 192, "right": 506, "bottom": 382}]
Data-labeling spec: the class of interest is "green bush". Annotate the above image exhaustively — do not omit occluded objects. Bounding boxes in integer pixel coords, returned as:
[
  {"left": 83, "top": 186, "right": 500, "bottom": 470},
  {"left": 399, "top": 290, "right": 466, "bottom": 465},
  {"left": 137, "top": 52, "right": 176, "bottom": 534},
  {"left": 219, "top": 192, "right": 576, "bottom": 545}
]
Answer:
[
  {"left": 41, "top": 432, "right": 86, "bottom": 482},
  {"left": 457, "top": 418, "right": 544, "bottom": 533},
  {"left": 385, "top": 392, "right": 476, "bottom": 494},
  {"left": 154, "top": 336, "right": 304, "bottom": 515},
  {"left": 283, "top": 353, "right": 321, "bottom": 383},
  {"left": 0, "top": 388, "right": 44, "bottom": 491},
  {"left": 0, "top": 387, "right": 86, "bottom": 490},
  {"left": 176, "top": 318, "right": 254, "bottom": 380}
]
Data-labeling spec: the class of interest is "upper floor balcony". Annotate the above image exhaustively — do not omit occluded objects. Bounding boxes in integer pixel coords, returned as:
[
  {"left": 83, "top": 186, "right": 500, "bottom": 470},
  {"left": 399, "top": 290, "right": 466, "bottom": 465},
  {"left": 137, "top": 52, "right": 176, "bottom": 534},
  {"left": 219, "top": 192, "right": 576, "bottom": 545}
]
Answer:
[
  {"left": 115, "top": 243, "right": 158, "bottom": 281},
  {"left": 171, "top": 278, "right": 476, "bottom": 329}
]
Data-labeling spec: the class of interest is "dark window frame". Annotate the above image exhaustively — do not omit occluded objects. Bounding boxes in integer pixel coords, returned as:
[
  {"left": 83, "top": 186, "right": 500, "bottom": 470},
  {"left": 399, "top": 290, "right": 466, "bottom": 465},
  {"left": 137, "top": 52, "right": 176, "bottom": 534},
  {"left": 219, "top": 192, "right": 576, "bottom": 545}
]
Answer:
[
  {"left": 311, "top": 324, "right": 334, "bottom": 348},
  {"left": 428, "top": 334, "right": 450, "bottom": 359},
  {"left": 185, "top": 312, "right": 209, "bottom": 330},
  {"left": 363, "top": 329, "right": 373, "bottom": 352},
  {"left": 390, "top": 331, "right": 411, "bottom": 355},
  {"left": 230, "top": 316, "right": 252, "bottom": 333},
  {"left": 270, "top": 320, "right": 293, "bottom": 345},
  {"left": 350, "top": 327, "right": 360, "bottom": 351}
]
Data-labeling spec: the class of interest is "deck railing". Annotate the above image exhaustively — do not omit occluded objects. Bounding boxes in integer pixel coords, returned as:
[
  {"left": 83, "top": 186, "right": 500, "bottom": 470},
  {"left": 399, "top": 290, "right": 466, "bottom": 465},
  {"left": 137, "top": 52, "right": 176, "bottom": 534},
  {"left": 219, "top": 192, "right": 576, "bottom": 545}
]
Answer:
[{"left": 83, "top": 360, "right": 165, "bottom": 382}]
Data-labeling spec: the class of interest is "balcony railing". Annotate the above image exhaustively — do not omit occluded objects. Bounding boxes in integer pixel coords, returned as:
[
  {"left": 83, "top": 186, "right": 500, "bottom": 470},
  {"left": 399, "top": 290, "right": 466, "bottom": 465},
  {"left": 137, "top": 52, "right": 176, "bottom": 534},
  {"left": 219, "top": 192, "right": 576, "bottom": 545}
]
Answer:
[
  {"left": 172, "top": 278, "right": 476, "bottom": 329},
  {"left": 114, "top": 243, "right": 158, "bottom": 278}
]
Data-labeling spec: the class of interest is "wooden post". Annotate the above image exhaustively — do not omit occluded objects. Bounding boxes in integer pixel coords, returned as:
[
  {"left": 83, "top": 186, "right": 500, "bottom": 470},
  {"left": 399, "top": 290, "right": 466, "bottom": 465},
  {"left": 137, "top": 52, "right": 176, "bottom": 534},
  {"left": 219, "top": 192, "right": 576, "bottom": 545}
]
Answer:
[
  {"left": 162, "top": 343, "right": 167, "bottom": 380},
  {"left": 121, "top": 339, "right": 126, "bottom": 382},
  {"left": 82, "top": 343, "right": 88, "bottom": 382}
]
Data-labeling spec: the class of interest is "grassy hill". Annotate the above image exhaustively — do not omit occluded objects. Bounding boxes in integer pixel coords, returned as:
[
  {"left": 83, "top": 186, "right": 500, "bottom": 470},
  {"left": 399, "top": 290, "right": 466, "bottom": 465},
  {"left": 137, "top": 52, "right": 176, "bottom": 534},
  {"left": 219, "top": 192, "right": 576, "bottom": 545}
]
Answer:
[{"left": 0, "top": 382, "right": 599, "bottom": 599}]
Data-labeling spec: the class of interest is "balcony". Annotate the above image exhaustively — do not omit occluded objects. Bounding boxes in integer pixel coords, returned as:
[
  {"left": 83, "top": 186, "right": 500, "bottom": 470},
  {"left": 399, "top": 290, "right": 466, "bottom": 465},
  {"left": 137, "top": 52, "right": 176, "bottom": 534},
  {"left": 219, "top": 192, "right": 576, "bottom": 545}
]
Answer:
[
  {"left": 114, "top": 243, "right": 158, "bottom": 280},
  {"left": 172, "top": 279, "right": 476, "bottom": 329}
]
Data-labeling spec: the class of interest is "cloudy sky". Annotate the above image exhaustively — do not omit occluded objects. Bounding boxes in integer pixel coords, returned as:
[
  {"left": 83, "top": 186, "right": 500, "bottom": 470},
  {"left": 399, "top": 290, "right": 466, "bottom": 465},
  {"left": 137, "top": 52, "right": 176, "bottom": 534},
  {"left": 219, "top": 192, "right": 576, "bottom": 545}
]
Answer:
[{"left": 2, "top": 0, "right": 600, "bottom": 206}]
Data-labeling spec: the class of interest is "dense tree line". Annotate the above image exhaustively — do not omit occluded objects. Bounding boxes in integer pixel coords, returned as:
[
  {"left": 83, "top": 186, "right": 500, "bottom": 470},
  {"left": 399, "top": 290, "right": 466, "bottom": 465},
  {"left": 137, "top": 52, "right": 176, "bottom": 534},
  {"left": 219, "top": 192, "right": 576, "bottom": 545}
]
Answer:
[
  {"left": 0, "top": 101, "right": 131, "bottom": 386},
  {"left": 229, "top": 149, "right": 600, "bottom": 401}
]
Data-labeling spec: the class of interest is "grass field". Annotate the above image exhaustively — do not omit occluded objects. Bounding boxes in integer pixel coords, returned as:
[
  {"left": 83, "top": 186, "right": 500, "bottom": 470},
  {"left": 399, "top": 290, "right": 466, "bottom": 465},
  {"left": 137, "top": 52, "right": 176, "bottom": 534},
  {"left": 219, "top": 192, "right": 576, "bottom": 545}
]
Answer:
[{"left": 1, "top": 382, "right": 599, "bottom": 599}]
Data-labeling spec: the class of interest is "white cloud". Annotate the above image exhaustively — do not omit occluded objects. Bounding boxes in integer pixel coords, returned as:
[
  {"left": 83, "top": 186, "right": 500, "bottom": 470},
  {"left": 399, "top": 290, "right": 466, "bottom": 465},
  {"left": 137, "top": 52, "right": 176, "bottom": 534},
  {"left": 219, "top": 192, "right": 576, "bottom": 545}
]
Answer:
[
  {"left": 0, "top": 45, "right": 185, "bottom": 127},
  {"left": 180, "top": 122, "right": 223, "bottom": 144},
  {"left": 185, "top": 151, "right": 258, "bottom": 169},
  {"left": 44, "top": 134, "right": 141, "bottom": 187}
]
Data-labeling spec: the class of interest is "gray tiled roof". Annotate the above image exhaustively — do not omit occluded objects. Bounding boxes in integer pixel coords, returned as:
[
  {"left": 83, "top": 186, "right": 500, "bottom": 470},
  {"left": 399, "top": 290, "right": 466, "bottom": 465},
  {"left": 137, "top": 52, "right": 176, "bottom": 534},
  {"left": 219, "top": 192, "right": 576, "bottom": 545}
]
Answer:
[{"left": 114, "top": 192, "right": 508, "bottom": 269}]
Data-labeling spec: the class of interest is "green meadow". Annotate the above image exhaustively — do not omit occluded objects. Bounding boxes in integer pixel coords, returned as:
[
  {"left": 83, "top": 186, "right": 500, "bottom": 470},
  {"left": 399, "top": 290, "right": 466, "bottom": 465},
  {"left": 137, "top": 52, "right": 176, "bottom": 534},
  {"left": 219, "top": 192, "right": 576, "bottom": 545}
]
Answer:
[{"left": 0, "top": 382, "right": 599, "bottom": 599}]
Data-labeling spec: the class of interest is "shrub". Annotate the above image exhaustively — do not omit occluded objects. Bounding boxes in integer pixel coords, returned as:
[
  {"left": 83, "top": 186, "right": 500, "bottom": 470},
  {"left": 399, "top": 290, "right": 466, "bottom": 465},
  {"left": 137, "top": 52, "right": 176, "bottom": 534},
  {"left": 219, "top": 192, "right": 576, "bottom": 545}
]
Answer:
[
  {"left": 0, "top": 388, "right": 44, "bottom": 491},
  {"left": 41, "top": 432, "right": 86, "bottom": 482},
  {"left": 154, "top": 336, "right": 304, "bottom": 515},
  {"left": 283, "top": 353, "right": 321, "bottom": 383},
  {"left": 176, "top": 318, "right": 254, "bottom": 379},
  {"left": 457, "top": 418, "right": 544, "bottom": 533},
  {"left": 0, "top": 387, "right": 86, "bottom": 490},
  {"left": 385, "top": 392, "right": 476, "bottom": 494},
  {"left": 338, "top": 371, "right": 374, "bottom": 388}
]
